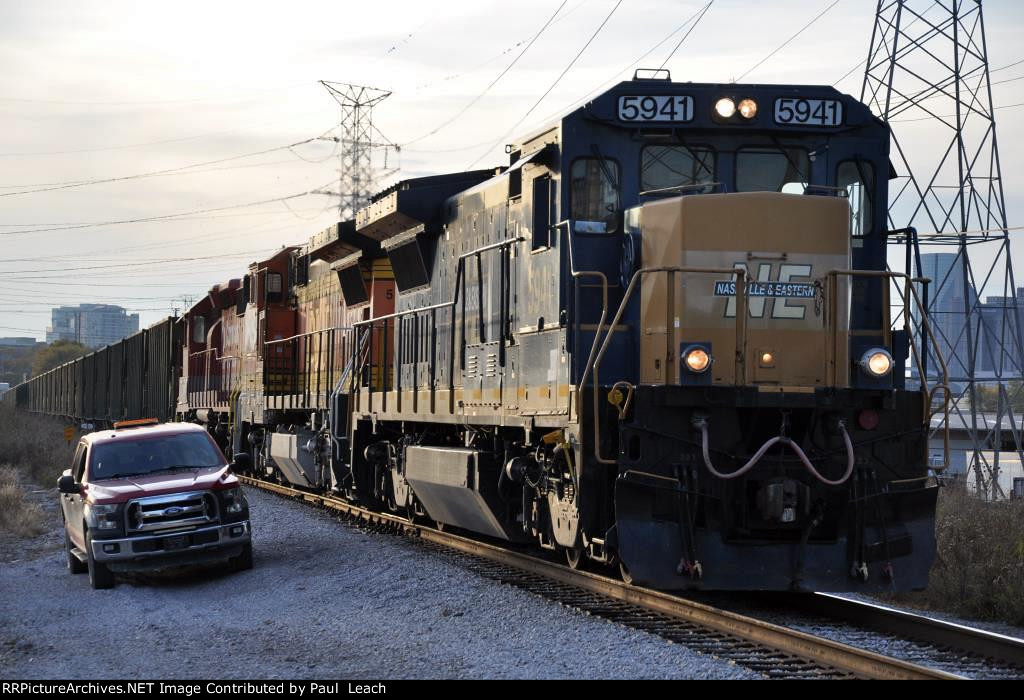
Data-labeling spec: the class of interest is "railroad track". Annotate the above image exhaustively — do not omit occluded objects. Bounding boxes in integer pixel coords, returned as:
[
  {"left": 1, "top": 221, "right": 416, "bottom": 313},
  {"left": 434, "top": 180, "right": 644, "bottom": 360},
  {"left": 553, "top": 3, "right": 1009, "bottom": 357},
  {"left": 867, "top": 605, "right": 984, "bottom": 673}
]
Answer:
[{"left": 239, "top": 475, "right": 1023, "bottom": 680}]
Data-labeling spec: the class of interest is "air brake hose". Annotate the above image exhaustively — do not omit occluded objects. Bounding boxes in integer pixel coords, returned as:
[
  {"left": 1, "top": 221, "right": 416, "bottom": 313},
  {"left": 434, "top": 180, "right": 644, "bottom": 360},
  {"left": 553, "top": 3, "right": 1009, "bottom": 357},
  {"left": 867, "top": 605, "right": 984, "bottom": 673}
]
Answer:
[{"left": 697, "top": 419, "right": 856, "bottom": 486}]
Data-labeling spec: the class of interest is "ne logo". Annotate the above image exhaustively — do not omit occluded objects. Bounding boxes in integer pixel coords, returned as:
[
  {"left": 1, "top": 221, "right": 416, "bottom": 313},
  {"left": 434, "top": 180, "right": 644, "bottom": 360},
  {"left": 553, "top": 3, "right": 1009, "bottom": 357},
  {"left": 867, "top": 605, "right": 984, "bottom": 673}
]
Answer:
[{"left": 714, "top": 262, "right": 815, "bottom": 319}]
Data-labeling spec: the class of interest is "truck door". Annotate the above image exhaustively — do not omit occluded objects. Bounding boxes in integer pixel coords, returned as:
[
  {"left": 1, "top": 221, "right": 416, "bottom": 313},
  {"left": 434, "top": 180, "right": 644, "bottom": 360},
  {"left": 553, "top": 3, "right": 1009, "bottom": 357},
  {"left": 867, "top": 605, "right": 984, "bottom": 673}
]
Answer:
[{"left": 63, "top": 443, "right": 88, "bottom": 549}]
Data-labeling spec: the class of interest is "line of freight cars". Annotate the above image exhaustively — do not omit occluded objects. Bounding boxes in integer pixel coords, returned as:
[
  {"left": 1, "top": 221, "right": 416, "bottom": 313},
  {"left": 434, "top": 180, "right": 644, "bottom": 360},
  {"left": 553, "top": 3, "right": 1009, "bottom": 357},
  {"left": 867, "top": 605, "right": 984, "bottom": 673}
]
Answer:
[{"left": 7, "top": 318, "right": 177, "bottom": 425}]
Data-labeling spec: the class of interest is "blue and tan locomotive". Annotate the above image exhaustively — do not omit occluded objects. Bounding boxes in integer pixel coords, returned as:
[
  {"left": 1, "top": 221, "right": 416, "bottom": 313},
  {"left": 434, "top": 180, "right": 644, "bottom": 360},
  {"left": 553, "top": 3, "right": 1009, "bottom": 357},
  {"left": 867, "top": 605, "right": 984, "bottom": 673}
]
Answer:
[{"left": 8, "top": 70, "right": 949, "bottom": 591}]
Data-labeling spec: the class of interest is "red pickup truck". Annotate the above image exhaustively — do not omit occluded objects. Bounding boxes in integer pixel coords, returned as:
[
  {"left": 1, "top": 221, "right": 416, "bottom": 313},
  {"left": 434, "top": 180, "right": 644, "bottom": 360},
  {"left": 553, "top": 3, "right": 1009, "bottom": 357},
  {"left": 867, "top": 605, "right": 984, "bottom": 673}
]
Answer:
[{"left": 58, "top": 419, "right": 253, "bottom": 589}]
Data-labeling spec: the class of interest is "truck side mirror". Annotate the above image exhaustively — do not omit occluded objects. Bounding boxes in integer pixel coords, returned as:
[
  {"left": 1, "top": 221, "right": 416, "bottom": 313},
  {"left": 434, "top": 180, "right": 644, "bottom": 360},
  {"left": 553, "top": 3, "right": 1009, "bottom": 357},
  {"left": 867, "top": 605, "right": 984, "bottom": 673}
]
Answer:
[
  {"left": 231, "top": 452, "right": 252, "bottom": 471},
  {"left": 58, "top": 475, "right": 79, "bottom": 494}
]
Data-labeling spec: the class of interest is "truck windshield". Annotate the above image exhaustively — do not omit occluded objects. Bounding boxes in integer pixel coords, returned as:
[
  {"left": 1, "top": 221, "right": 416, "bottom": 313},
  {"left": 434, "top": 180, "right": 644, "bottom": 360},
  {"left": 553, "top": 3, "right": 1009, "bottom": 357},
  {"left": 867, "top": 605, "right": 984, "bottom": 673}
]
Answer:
[{"left": 89, "top": 433, "right": 225, "bottom": 480}]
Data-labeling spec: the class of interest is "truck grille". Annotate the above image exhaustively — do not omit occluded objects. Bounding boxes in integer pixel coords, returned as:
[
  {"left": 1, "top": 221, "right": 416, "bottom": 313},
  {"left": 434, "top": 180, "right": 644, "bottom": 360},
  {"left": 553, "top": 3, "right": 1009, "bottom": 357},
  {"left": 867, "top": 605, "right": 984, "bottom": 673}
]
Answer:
[{"left": 125, "top": 491, "right": 218, "bottom": 533}]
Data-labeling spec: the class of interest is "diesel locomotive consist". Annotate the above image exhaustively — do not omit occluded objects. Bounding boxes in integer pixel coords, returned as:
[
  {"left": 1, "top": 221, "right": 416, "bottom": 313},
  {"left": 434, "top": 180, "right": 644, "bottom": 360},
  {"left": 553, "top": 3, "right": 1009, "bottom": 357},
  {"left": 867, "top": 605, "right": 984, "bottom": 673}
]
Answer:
[{"left": 9, "top": 71, "right": 950, "bottom": 592}]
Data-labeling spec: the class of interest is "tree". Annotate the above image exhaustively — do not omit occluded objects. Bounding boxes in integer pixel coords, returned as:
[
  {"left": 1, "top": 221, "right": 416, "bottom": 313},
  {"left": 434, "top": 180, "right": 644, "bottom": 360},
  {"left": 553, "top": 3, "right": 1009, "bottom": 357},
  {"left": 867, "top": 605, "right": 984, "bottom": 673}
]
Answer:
[
  {"left": 32, "top": 340, "right": 88, "bottom": 376},
  {"left": 974, "top": 381, "right": 1024, "bottom": 413}
]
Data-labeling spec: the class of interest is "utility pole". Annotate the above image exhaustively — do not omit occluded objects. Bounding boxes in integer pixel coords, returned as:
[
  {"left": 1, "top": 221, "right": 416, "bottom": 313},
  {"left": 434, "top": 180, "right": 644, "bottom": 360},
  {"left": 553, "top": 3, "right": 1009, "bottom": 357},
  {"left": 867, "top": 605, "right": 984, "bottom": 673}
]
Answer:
[
  {"left": 862, "top": 0, "right": 1024, "bottom": 498},
  {"left": 318, "top": 81, "right": 399, "bottom": 221}
]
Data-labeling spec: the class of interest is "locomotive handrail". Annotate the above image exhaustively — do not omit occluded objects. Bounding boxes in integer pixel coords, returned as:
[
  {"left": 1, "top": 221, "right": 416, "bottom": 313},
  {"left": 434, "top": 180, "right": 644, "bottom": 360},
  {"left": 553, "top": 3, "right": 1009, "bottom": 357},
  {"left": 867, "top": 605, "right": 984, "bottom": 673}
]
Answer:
[
  {"left": 590, "top": 265, "right": 750, "bottom": 465},
  {"left": 188, "top": 347, "right": 237, "bottom": 360},
  {"left": 553, "top": 219, "right": 609, "bottom": 422},
  {"left": 823, "top": 269, "right": 950, "bottom": 471},
  {"left": 350, "top": 236, "right": 525, "bottom": 414},
  {"left": 351, "top": 238, "right": 525, "bottom": 328},
  {"left": 264, "top": 326, "right": 353, "bottom": 346}
]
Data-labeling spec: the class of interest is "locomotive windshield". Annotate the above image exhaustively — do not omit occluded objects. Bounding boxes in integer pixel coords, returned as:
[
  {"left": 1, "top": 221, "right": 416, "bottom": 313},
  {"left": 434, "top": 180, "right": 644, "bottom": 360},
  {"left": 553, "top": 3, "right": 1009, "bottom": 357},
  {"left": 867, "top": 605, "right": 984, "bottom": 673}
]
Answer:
[
  {"left": 735, "top": 146, "right": 809, "bottom": 193},
  {"left": 640, "top": 145, "right": 716, "bottom": 194}
]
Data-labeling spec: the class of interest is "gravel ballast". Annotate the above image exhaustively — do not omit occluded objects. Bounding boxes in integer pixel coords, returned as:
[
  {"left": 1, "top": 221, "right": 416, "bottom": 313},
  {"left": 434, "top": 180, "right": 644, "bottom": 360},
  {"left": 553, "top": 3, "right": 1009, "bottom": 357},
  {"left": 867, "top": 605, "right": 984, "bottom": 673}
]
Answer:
[{"left": 0, "top": 487, "right": 758, "bottom": 680}]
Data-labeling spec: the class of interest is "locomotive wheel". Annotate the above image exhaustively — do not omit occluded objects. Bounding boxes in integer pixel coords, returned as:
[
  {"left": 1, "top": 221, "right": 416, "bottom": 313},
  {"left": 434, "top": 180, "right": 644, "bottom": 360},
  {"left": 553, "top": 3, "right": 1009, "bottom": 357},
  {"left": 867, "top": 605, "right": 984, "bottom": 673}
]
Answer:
[
  {"left": 565, "top": 545, "right": 584, "bottom": 570},
  {"left": 619, "top": 561, "right": 634, "bottom": 586}
]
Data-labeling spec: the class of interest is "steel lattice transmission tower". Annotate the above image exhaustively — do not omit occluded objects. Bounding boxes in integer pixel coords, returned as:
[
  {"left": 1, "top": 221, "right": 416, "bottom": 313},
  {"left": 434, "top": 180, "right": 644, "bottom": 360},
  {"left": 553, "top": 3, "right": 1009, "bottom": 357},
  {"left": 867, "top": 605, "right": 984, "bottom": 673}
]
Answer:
[
  {"left": 319, "top": 81, "right": 399, "bottom": 220},
  {"left": 862, "top": 0, "right": 1024, "bottom": 498}
]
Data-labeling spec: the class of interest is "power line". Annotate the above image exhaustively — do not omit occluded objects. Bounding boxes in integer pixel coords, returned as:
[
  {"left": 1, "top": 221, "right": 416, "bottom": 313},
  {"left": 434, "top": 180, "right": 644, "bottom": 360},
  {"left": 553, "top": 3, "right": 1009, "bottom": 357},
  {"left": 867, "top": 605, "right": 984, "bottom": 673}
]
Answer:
[
  {"left": 659, "top": 1, "right": 714, "bottom": 70},
  {"left": 0, "top": 131, "right": 335, "bottom": 197},
  {"left": 734, "top": 0, "right": 843, "bottom": 82},
  {"left": 0, "top": 157, "right": 329, "bottom": 190},
  {"left": 0, "top": 207, "right": 324, "bottom": 228},
  {"left": 402, "top": 0, "right": 570, "bottom": 146},
  {"left": 0, "top": 109, "right": 328, "bottom": 159},
  {"left": 0, "top": 81, "right": 314, "bottom": 107},
  {"left": 410, "top": 0, "right": 591, "bottom": 93},
  {"left": 466, "top": 0, "right": 624, "bottom": 169},
  {"left": 0, "top": 181, "right": 335, "bottom": 236},
  {"left": 888, "top": 100, "right": 1024, "bottom": 122},
  {"left": 832, "top": 0, "right": 941, "bottom": 87},
  {"left": 0, "top": 251, "right": 265, "bottom": 275},
  {"left": 530, "top": 2, "right": 719, "bottom": 130}
]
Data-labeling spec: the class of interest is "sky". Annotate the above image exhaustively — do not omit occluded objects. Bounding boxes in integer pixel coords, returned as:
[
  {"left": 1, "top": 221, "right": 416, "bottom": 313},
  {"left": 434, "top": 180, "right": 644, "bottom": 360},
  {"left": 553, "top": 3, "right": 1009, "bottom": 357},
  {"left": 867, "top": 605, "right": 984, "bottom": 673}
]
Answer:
[{"left": 1, "top": 0, "right": 1023, "bottom": 342}]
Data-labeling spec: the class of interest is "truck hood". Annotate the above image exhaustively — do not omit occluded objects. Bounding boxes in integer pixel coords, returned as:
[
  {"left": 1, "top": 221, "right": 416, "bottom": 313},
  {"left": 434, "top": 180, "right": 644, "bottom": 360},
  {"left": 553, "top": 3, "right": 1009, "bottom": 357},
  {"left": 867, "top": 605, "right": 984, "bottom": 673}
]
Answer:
[{"left": 86, "top": 465, "right": 237, "bottom": 504}]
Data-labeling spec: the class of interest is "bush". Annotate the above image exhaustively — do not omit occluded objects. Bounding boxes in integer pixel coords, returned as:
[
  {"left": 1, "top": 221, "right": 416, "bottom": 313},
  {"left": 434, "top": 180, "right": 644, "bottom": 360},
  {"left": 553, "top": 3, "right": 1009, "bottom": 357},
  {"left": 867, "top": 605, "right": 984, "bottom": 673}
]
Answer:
[
  {"left": 910, "top": 485, "right": 1024, "bottom": 625},
  {"left": 0, "top": 402, "right": 75, "bottom": 486},
  {"left": 0, "top": 466, "right": 45, "bottom": 537},
  {"left": 0, "top": 404, "right": 74, "bottom": 539}
]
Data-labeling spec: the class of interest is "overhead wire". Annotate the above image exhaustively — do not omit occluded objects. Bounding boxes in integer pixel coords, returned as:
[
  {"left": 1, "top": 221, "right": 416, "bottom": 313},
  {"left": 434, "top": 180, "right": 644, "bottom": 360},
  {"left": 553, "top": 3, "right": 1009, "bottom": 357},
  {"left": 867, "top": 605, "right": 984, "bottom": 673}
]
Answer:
[
  {"left": 658, "top": 1, "right": 714, "bottom": 70},
  {"left": 0, "top": 129, "right": 337, "bottom": 197},
  {"left": 465, "top": 0, "right": 624, "bottom": 170},
  {"left": 529, "top": 2, "right": 718, "bottom": 130},
  {"left": 401, "top": 0, "right": 570, "bottom": 146},
  {"left": 410, "top": 0, "right": 591, "bottom": 93},
  {"left": 0, "top": 81, "right": 315, "bottom": 107},
  {"left": 0, "top": 178, "right": 336, "bottom": 236},
  {"left": 734, "top": 0, "right": 843, "bottom": 82}
]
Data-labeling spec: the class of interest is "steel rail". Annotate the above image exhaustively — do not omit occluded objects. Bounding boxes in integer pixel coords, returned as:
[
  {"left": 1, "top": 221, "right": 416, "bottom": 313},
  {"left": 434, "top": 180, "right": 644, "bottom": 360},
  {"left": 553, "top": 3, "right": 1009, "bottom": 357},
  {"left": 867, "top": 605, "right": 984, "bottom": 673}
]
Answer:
[
  {"left": 793, "top": 592, "right": 1024, "bottom": 669},
  {"left": 238, "top": 475, "right": 961, "bottom": 680}
]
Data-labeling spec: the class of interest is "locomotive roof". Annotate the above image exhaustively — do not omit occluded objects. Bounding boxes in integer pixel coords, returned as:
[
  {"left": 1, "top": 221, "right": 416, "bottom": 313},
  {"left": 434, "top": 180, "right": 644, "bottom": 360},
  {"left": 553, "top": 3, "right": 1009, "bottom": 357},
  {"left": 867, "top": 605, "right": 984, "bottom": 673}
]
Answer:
[{"left": 509, "top": 76, "right": 882, "bottom": 151}]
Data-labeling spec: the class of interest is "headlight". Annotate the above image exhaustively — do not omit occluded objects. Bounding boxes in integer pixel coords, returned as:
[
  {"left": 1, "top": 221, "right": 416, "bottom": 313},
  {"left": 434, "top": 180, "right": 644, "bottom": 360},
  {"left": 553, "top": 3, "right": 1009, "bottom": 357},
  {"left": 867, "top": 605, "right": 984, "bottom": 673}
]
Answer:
[
  {"left": 714, "top": 97, "right": 736, "bottom": 118},
  {"left": 860, "top": 348, "right": 893, "bottom": 378},
  {"left": 85, "top": 503, "right": 120, "bottom": 531},
  {"left": 222, "top": 487, "right": 245, "bottom": 514},
  {"left": 738, "top": 98, "right": 758, "bottom": 119},
  {"left": 683, "top": 346, "right": 712, "bottom": 373}
]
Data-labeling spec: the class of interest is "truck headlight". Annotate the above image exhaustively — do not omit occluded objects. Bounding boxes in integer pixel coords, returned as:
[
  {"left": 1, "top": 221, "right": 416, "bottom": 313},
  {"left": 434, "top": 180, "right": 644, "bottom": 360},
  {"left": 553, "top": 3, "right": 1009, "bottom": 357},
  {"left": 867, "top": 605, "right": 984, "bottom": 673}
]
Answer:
[
  {"left": 222, "top": 488, "right": 245, "bottom": 515},
  {"left": 85, "top": 503, "right": 121, "bottom": 531},
  {"left": 683, "top": 345, "right": 712, "bottom": 373},
  {"left": 860, "top": 348, "right": 893, "bottom": 378}
]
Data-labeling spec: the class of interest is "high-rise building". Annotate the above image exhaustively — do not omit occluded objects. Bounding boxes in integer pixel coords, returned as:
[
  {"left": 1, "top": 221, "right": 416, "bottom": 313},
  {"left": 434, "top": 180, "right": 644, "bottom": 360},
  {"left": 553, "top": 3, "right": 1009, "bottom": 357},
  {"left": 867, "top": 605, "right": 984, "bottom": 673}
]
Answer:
[
  {"left": 45, "top": 304, "right": 139, "bottom": 348},
  {"left": 912, "top": 253, "right": 979, "bottom": 382},
  {"left": 977, "top": 289, "right": 1024, "bottom": 377}
]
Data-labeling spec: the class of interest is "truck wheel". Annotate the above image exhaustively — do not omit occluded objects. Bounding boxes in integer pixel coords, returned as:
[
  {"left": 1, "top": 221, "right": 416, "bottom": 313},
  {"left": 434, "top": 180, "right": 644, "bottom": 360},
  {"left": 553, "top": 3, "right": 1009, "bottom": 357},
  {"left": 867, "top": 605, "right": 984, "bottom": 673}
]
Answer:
[
  {"left": 65, "top": 527, "right": 87, "bottom": 574},
  {"left": 231, "top": 543, "right": 253, "bottom": 572},
  {"left": 85, "top": 533, "right": 115, "bottom": 589}
]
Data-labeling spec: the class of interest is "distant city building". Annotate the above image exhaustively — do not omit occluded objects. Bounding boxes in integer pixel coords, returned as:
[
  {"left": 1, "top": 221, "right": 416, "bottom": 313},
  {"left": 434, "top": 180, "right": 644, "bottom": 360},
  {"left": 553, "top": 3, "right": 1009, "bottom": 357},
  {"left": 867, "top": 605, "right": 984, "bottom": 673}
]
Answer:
[
  {"left": 45, "top": 304, "right": 139, "bottom": 348},
  {"left": 976, "top": 289, "right": 1024, "bottom": 377},
  {"left": 912, "top": 253, "right": 979, "bottom": 382},
  {"left": 0, "top": 337, "right": 37, "bottom": 347}
]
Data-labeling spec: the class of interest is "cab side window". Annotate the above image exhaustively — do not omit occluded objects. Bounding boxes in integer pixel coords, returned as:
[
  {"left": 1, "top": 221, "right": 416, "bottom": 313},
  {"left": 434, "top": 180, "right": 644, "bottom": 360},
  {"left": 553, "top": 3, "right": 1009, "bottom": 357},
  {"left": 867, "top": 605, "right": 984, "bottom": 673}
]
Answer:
[
  {"left": 73, "top": 443, "right": 88, "bottom": 482},
  {"left": 570, "top": 158, "right": 620, "bottom": 233},
  {"left": 837, "top": 160, "right": 875, "bottom": 237}
]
